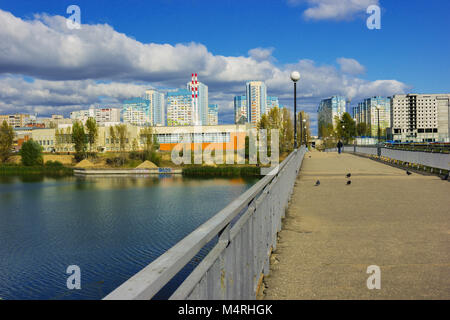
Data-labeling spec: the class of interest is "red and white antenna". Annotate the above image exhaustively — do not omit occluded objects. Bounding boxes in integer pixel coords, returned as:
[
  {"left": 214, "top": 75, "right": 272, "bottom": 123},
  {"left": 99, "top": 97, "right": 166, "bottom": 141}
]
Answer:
[{"left": 191, "top": 73, "right": 200, "bottom": 125}]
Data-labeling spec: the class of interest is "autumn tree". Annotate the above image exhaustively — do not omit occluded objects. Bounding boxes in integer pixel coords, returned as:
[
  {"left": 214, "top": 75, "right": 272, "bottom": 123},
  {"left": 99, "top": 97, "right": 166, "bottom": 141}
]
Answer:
[
  {"left": 0, "top": 120, "right": 14, "bottom": 163},
  {"left": 85, "top": 117, "right": 98, "bottom": 154}
]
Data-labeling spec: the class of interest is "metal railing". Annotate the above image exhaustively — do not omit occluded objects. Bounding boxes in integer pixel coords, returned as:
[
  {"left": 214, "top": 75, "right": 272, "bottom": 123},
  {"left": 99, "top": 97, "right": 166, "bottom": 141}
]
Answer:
[
  {"left": 325, "top": 145, "right": 450, "bottom": 171},
  {"left": 104, "top": 147, "right": 307, "bottom": 300}
]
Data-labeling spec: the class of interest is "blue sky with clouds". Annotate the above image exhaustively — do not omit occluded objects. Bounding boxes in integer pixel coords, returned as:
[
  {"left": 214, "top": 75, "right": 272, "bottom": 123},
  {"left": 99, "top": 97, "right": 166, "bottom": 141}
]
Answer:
[{"left": 0, "top": 0, "right": 449, "bottom": 132}]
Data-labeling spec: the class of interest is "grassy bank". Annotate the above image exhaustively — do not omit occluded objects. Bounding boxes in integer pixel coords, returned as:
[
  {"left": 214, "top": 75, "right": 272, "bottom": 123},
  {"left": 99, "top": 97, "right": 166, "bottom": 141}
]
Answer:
[
  {"left": 0, "top": 164, "right": 74, "bottom": 176},
  {"left": 182, "top": 165, "right": 262, "bottom": 177}
]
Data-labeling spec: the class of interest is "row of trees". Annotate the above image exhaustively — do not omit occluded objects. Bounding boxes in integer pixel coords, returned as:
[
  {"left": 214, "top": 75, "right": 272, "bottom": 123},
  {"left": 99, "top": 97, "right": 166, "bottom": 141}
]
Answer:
[
  {"left": 257, "top": 107, "right": 294, "bottom": 154},
  {"left": 0, "top": 120, "right": 45, "bottom": 166}
]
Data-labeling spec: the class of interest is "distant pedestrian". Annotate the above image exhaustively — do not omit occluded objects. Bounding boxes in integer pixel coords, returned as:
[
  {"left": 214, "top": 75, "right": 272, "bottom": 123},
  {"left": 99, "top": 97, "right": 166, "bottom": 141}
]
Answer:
[{"left": 337, "top": 140, "right": 343, "bottom": 154}]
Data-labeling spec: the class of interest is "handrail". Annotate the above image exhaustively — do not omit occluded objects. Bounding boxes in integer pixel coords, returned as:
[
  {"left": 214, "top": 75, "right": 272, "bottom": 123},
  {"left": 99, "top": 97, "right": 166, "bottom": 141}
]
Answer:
[{"left": 104, "top": 148, "right": 304, "bottom": 300}]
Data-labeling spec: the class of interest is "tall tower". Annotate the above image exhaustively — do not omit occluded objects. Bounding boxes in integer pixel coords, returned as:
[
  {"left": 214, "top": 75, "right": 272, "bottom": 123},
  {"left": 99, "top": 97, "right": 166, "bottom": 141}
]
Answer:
[
  {"left": 187, "top": 74, "right": 208, "bottom": 126},
  {"left": 190, "top": 73, "right": 199, "bottom": 126},
  {"left": 246, "top": 81, "right": 267, "bottom": 126}
]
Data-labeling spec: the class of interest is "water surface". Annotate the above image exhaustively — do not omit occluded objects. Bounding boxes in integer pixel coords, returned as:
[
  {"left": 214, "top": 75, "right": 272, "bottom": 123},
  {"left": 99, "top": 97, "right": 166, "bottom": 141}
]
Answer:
[{"left": 0, "top": 175, "right": 257, "bottom": 300}]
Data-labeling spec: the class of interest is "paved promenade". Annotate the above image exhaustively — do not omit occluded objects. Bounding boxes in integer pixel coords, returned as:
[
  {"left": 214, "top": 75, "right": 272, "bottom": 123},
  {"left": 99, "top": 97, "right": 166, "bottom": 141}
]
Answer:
[{"left": 263, "top": 151, "right": 450, "bottom": 299}]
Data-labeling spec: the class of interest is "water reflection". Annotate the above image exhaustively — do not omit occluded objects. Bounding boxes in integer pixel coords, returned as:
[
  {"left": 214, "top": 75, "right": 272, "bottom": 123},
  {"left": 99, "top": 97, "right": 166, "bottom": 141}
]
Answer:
[{"left": 0, "top": 174, "right": 258, "bottom": 300}]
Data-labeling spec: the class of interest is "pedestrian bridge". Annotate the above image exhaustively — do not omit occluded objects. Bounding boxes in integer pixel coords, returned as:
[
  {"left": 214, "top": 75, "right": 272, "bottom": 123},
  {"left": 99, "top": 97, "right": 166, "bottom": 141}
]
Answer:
[{"left": 105, "top": 147, "right": 450, "bottom": 300}]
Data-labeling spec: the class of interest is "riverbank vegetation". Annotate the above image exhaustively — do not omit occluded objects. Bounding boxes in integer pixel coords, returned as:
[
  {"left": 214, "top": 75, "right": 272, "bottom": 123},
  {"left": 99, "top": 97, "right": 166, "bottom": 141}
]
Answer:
[
  {"left": 0, "top": 162, "right": 74, "bottom": 176},
  {"left": 182, "top": 165, "right": 262, "bottom": 177}
]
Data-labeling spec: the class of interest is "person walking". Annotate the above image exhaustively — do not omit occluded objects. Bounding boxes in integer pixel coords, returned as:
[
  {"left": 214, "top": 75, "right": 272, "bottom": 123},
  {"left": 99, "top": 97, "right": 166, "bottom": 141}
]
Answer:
[{"left": 337, "top": 140, "right": 343, "bottom": 154}]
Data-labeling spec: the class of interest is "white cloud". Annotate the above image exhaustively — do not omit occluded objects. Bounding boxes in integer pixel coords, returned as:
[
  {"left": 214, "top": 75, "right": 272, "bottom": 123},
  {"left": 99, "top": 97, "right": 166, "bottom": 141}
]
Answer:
[
  {"left": 288, "top": 0, "right": 379, "bottom": 21},
  {"left": 248, "top": 47, "right": 275, "bottom": 62},
  {"left": 337, "top": 57, "right": 366, "bottom": 75},
  {"left": 0, "top": 9, "right": 409, "bottom": 132}
]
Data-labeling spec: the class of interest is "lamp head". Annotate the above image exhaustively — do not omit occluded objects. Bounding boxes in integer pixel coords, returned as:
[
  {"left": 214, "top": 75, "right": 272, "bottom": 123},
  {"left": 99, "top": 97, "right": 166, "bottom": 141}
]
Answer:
[{"left": 290, "top": 71, "right": 301, "bottom": 82}]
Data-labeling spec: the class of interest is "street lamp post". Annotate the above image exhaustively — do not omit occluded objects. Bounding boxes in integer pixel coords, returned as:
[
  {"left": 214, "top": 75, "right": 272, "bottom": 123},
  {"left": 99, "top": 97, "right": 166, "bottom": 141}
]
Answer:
[{"left": 290, "top": 71, "right": 301, "bottom": 149}]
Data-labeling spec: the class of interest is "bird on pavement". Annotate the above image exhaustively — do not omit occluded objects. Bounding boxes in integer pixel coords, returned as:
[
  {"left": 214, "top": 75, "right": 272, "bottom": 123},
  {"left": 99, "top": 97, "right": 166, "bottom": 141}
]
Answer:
[
  {"left": 346, "top": 173, "right": 351, "bottom": 178},
  {"left": 406, "top": 171, "right": 412, "bottom": 175},
  {"left": 315, "top": 180, "right": 320, "bottom": 186},
  {"left": 346, "top": 181, "right": 352, "bottom": 185}
]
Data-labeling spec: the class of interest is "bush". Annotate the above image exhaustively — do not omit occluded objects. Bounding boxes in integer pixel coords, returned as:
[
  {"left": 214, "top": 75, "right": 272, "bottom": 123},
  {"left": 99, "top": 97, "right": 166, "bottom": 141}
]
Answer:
[
  {"left": 45, "top": 160, "right": 63, "bottom": 167},
  {"left": 20, "top": 140, "right": 43, "bottom": 166}
]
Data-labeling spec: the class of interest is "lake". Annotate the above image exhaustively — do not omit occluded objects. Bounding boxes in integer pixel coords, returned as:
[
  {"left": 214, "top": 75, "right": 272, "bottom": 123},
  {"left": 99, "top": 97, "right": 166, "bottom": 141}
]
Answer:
[{"left": 0, "top": 174, "right": 258, "bottom": 300}]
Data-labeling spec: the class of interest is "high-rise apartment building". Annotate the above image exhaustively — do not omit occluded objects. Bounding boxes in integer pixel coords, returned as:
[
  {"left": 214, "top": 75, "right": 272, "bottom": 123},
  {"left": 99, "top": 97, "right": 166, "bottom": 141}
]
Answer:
[
  {"left": 353, "top": 96, "right": 391, "bottom": 137},
  {"left": 0, "top": 114, "right": 30, "bottom": 128},
  {"left": 186, "top": 81, "right": 208, "bottom": 126},
  {"left": 122, "top": 98, "right": 151, "bottom": 126},
  {"left": 317, "top": 96, "right": 346, "bottom": 138},
  {"left": 267, "top": 96, "right": 279, "bottom": 113},
  {"left": 207, "top": 104, "right": 219, "bottom": 125},
  {"left": 70, "top": 107, "right": 121, "bottom": 125},
  {"left": 234, "top": 95, "right": 247, "bottom": 124},
  {"left": 246, "top": 81, "right": 267, "bottom": 126},
  {"left": 145, "top": 89, "right": 165, "bottom": 126},
  {"left": 391, "top": 94, "right": 450, "bottom": 142},
  {"left": 166, "top": 89, "right": 192, "bottom": 126}
]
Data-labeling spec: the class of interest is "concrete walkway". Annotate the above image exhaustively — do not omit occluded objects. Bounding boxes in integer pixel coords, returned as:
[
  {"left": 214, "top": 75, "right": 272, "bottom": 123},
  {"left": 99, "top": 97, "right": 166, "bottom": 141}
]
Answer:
[{"left": 263, "top": 151, "right": 450, "bottom": 299}]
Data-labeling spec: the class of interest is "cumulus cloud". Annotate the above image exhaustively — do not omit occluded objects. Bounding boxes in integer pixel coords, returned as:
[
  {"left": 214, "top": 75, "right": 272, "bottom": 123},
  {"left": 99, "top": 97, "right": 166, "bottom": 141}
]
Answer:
[
  {"left": 337, "top": 57, "right": 366, "bottom": 75},
  {"left": 0, "top": 9, "right": 409, "bottom": 131},
  {"left": 288, "top": 0, "right": 379, "bottom": 21},
  {"left": 248, "top": 47, "right": 275, "bottom": 62}
]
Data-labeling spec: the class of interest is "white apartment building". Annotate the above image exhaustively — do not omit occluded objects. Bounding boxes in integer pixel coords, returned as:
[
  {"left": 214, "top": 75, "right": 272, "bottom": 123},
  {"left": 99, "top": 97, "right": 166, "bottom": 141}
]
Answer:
[
  {"left": 166, "top": 89, "right": 192, "bottom": 126},
  {"left": 70, "top": 107, "right": 121, "bottom": 125},
  {"left": 246, "top": 81, "right": 267, "bottom": 127},
  {"left": 391, "top": 94, "right": 450, "bottom": 142}
]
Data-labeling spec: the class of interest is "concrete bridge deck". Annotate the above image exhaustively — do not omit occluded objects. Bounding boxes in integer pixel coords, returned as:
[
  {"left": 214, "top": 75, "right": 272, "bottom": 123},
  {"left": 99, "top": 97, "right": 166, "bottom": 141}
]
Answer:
[{"left": 263, "top": 151, "right": 450, "bottom": 299}]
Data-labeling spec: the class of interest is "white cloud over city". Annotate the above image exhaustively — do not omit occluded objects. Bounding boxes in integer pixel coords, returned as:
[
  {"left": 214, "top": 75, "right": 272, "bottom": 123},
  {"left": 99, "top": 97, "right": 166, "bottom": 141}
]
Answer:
[
  {"left": 0, "top": 8, "right": 408, "bottom": 127},
  {"left": 288, "top": 0, "right": 380, "bottom": 21}
]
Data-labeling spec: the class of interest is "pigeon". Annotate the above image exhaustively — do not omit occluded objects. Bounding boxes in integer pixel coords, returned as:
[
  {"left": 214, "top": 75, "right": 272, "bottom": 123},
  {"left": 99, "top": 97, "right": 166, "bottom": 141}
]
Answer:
[
  {"left": 315, "top": 180, "right": 320, "bottom": 186},
  {"left": 346, "top": 173, "right": 351, "bottom": 178},
  {"left": 346, "top": 181, "right": 352, "bottom": 185},
  {"left": 406, "top": 171, "right": 412, "bottom": 176}
]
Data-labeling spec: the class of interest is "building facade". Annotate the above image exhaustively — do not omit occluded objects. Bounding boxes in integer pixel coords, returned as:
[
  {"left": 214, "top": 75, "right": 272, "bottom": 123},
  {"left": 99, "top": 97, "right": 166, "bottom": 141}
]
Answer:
[
  {"left": 166, "top": 89, "right": 193, "bottom": 126},
  {"left": 20, "top": 124, "right": 249, "bottom": 153},
  {"left": 145, "top": 89, "right": 165, "bottom": 126},
  {"left": 353, "top": 96, "right": 391, "bottom": 137},
  {"left": 391, "top": 94, "right": 450, "bottom": 142},
  {"left": 70, "top": 107, "right": 121, "bottom": 125},
  {"left": 0, "top": 114, "right": 31, "bottom": 128},
  {"left": 266, "top": 96, "right": 279, "bottom": 113},
  {"left": 246, "top": 81, "right": 267, "bottom": 126},
  {"left": 122, "top": 98, "right": 151, "bottom": 126},
  {"left": 317, "top": 96, "right": 346, "bottom": 137},
  {"left": 234, "top": 95, "right": 247, "bottom": 124},
  {"left": 207, "top": 104, "right": 219, "bottom": 125}
]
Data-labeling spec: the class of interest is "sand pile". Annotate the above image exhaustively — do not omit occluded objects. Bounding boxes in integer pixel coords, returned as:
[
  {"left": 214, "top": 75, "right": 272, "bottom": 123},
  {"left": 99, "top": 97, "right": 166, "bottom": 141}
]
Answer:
[
  {"left": 136, "top": 160, "right": 158, "bottom": 169},
  {"left": 75, "top": 159, "right": 95, "bottom": 168}
]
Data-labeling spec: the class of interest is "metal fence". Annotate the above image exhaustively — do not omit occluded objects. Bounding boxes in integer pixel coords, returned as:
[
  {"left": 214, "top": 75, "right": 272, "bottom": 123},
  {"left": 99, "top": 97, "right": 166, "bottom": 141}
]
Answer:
[
  {"left": 104, "top": 147, "right": 307, "bottom": 300},
  {"left": 325, "top": 145, "right": 450, "bottom": 171}
]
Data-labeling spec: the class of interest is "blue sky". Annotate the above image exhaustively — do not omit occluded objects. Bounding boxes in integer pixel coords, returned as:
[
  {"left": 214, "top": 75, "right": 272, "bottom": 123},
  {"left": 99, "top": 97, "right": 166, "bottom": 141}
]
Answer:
[{"left": 0, "top": 0, "right": 449, "bottom": 131}]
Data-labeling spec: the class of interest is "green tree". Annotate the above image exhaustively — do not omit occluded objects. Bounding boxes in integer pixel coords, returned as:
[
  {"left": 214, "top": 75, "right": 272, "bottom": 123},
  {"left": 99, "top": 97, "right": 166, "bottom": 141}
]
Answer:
[
  {"left": 356, "top": 122, "right": 368, "bottom": 137},
  {"left": 140, "top": 126, "right": 160, "bottom": 165},
  {"left": 20, "top": 140, "right": 43, "bottom": 166},
  {"left": 85, "top": 117, "right": 98, "bottom": 154},
  {"left": 72, "top": 121, "right": 87, "bottom": 161},
  {"left": 336, "top": 112, "right": 356, "bottom": 144},
  {"left": 281, "top": 108, "right": 294, "bottom": 153},
  {"left": 0, "top": 120, "right": 15, "bottom": 163}
]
